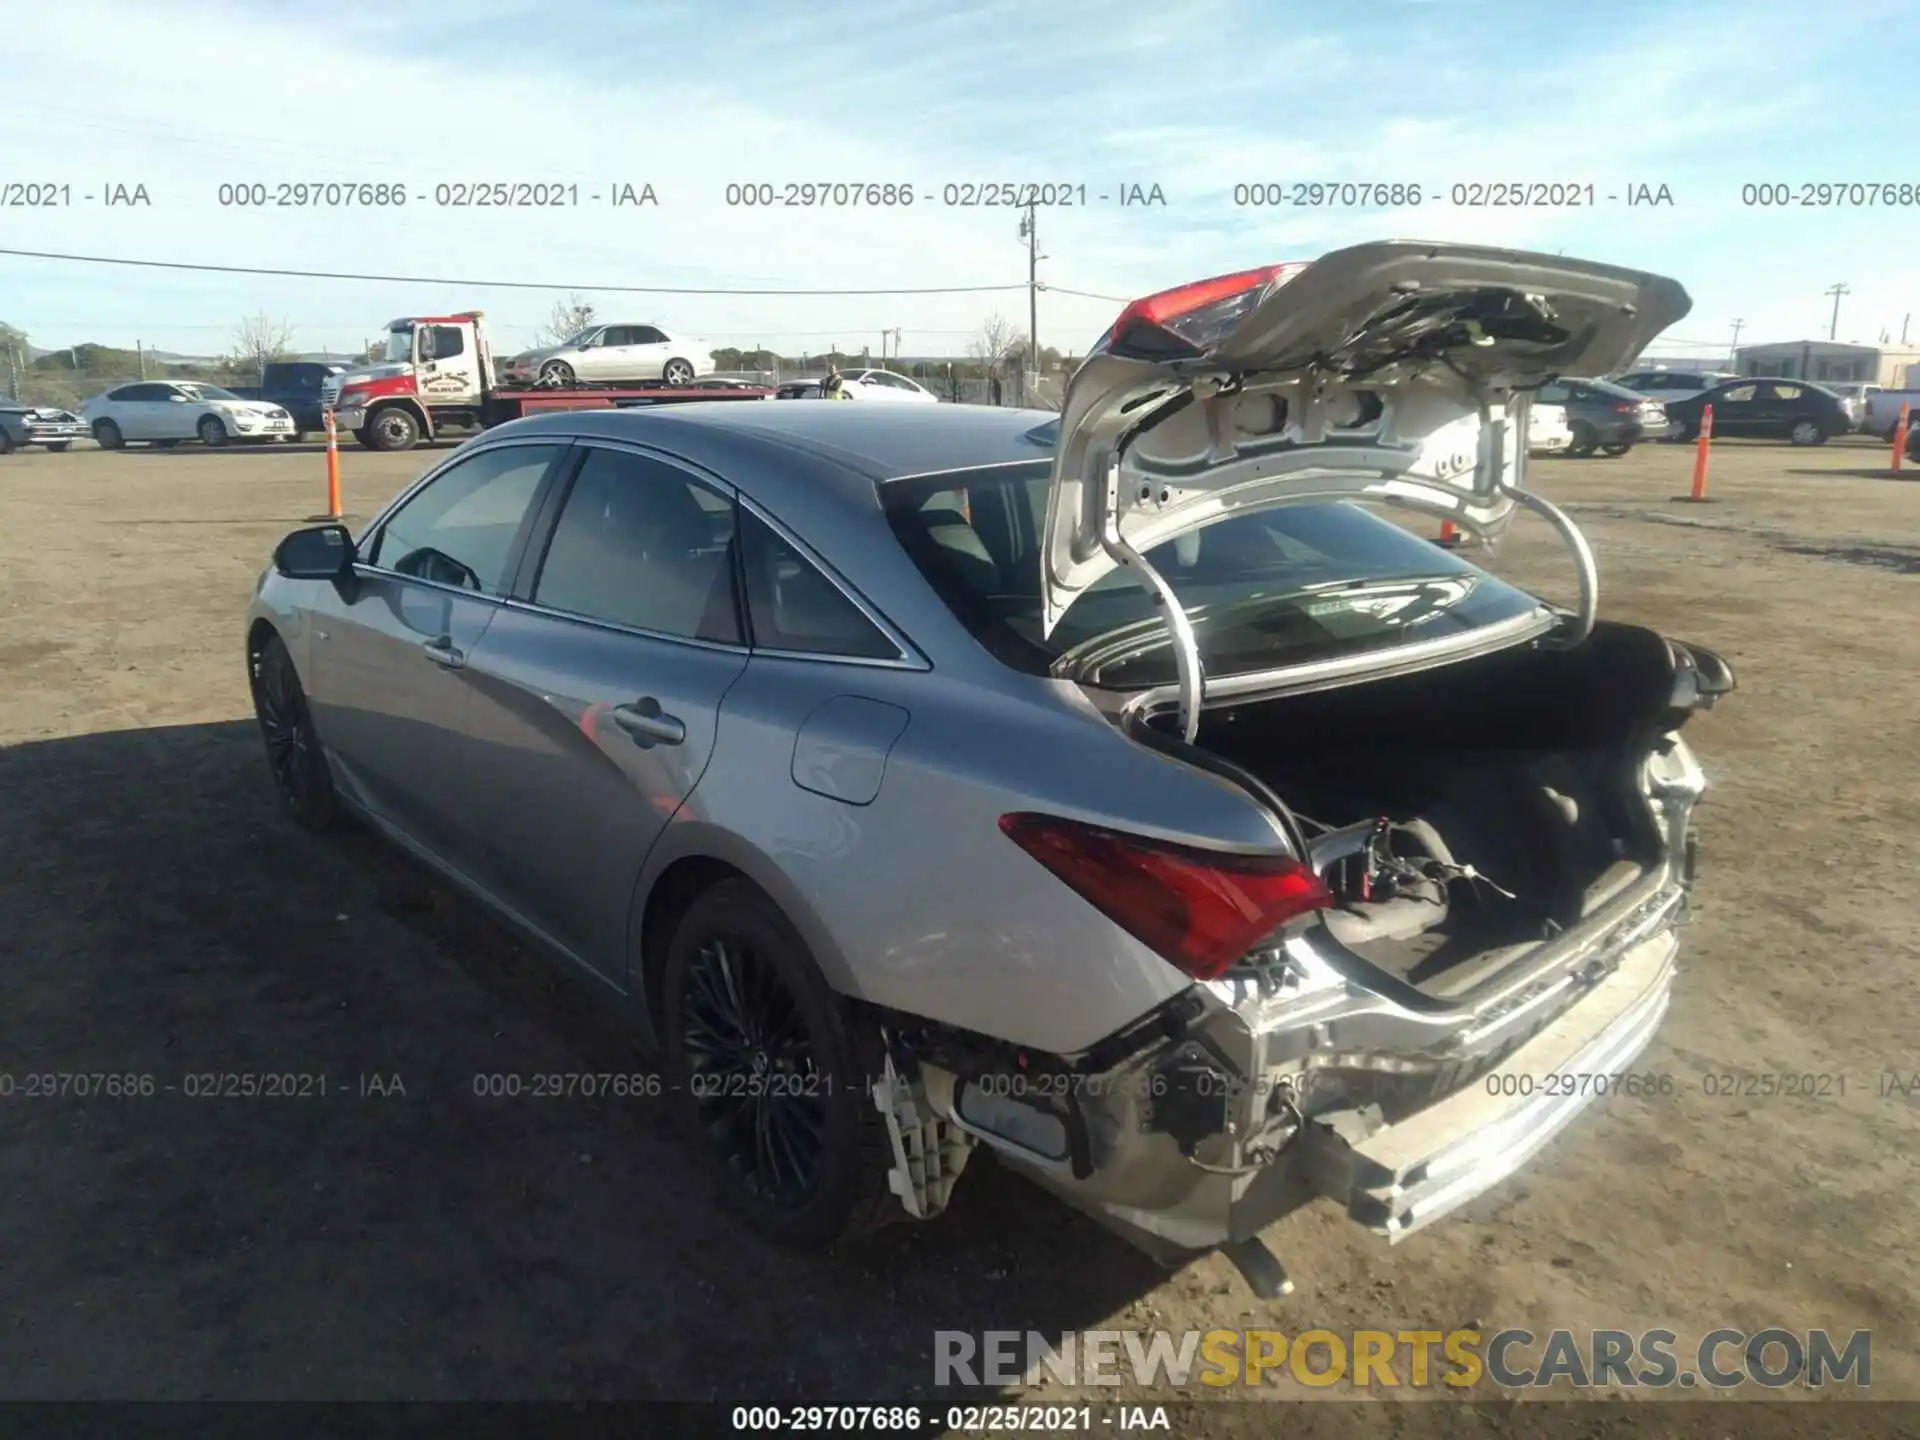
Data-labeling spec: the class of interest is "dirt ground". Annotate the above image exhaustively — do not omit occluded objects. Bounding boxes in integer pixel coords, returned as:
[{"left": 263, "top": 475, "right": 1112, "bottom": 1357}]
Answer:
[{"left": 2, "top": 428, "right": 1916, "bottom": 1428}]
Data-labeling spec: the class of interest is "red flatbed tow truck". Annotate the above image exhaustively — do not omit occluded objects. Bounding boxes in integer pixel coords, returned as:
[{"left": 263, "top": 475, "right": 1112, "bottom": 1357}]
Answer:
[{"left": 321, "top": 310, "right": 771, "bottom": 451}]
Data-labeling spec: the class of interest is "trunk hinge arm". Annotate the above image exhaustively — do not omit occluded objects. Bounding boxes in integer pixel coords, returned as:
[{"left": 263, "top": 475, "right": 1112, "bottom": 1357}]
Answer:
[
  {"left": 1100, "top": 458, "right": 1206, "bottom": 743},
  {"left": 1470, "top": 388, "right": 1599, "bottom": 650}
]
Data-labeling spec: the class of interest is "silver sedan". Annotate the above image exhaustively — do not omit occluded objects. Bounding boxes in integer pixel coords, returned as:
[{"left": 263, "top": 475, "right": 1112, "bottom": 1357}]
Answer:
[{"left": 245, "top": 241, "right": 1735, "bottom": 1296}]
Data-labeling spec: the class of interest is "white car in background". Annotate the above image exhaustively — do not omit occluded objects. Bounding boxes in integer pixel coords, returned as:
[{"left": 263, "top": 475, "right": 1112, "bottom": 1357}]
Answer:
[
  {"left": 839, "top": 368, "right": 939, "bottom": 402},
  {"left": 82, "top": 381, "right": 296, "bottom": 449},
  {"left": 1528, "top": 401, "right": 1573, "bottom": 455},
  {"left": 498, "top": 324, "right": 716, "bottom": 388}
]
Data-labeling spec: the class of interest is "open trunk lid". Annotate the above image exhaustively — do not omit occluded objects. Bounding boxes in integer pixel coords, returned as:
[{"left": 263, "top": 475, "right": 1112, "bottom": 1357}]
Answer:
[{"left": 1039, "top": 240, "right": 1689, "bottom": 737}]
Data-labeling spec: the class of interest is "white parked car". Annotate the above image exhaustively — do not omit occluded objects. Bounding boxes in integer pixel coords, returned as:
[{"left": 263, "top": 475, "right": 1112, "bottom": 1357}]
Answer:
[
  {"left": 498, "top": 324, "right": 716, "bottom": 388},
  {"left": 1528, "top": 401, "right": 1573, "bottom": 455},
  {"left": 82, "top": 381, "right": 296, "bottom": 449},
  {"left": 775, "top": 370, "right": 941, "bottom": 402},
  {"left": 839, "top": 368, "right": 939, "bottom": 403}
]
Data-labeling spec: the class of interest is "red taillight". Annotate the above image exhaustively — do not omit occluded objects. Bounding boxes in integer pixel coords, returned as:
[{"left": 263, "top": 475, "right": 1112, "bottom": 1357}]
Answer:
[
  {"left": 1104, "top": 263, "right": 1308, "bottom": 361},
  {"left": 1000, "top": 813, "right": 1332, "bottom": 982},
  {"left": 1612, "top": 402, "right": 1636, "bottom": 413}
]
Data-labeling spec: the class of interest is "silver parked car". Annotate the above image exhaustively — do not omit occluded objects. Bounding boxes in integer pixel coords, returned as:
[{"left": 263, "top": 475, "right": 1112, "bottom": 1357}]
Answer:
[
  {"left": 498, "top": 324, "right": 716, "bottom": 389},
  {"left": 245, "top": 242, "right": 1734, "bottom": 1296}
]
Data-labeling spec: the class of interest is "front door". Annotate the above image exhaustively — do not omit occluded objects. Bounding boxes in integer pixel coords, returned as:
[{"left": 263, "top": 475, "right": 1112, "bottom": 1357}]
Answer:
[
  {"left": 590, "top": 325, "right": 643, "bottom": 382},
  {"left": 453, "top": 442, "right": 749, "bottom": 986},
  {"left": 304, "top": 441, "right": 568, "bottom": 865},
  {"left": 154, "top": 385, "right": 198, "bottom": 439},
  {"left": 1707, "top": 383, "right": 1763, "bottom": 436},
  {"left": 416, "top": 323, "right": 484, "bottom": 405}
]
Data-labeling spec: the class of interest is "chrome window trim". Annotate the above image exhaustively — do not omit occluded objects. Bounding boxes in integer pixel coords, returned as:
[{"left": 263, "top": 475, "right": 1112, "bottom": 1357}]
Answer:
[{"left": 492, "top": 595, "right": 751, "bottom": 655}]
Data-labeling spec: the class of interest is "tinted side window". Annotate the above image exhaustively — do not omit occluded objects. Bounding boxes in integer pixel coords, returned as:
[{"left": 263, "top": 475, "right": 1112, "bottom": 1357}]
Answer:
[
  {"left": 599, "top": 326, "right": 635, "bottom": 346},
  {"left": 1720, "top": 385, "right": 1758, "bottom": 404},
  {"left": 1536, "top": 383, "right": 1569, "bottom": 402},
  {"left": 532, "top": 447, "right": 741, "bottom": 643},
  {"left": 740, "top": 510, "right": 900, "bottom": 659},
  {"left": 371, "top": 444, "right": 561, "bottom": 593},
  {"left": 423, "top": 326, "right": 465, "bottom": 360},
  {"left": 632, "top": 326, "right": 668, "bottom": 345},
  {"left": 1769, "top": 383, "right": 1803, "bottom": 400}
]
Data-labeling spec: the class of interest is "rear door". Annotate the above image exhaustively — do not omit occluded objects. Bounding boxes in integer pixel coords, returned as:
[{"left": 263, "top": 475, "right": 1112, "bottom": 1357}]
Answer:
[
  {"left": 628, "top": 326, "right": 674, "bottom": 380},
  {"left": 1758, "top": 381, "right": 1809, "bottom": 436},
  {"left": 1040, "top": 241, "right": 1691, "bottom": 637},
  {"left": 450, "top": 441, "right": 750, "bottom": 986},
  {"left": 305, "top": 440, "right": 568, "bottom": 866}
]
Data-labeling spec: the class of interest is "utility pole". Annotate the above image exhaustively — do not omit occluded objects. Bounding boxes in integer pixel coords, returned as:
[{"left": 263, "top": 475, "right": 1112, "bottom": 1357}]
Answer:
[
  {"left": 1824, "top": 283, "right": 1850, "bottom": 341},
  {"left": 1019, "top": 200, "right": 1040, "bottom": 375},
  {"left": 1903, "top": 314, "right": 1911, "bottom": 346},
  {"left": 1727, "top": 319, "right": 1744, "bottom": 371}
]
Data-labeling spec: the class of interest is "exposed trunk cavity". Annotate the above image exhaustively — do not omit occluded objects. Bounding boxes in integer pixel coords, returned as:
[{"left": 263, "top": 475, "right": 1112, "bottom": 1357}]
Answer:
[{"left": 1162, "top": 622, "right": 1695, "bottom": 998}]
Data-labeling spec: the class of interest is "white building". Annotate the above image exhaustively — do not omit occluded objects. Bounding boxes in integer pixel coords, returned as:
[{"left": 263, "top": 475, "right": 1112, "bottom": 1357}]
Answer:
[{"left": 1733, "top": 340, "right": 1920, "bottom": 387}]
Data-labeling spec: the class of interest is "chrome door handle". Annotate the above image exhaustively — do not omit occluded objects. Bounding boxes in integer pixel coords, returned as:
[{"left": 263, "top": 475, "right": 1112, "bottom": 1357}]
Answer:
[
  {"left": 422, "top": 635, "right": 465, "bottom": 668},
  {"left": 611, "top": 698, "right": 685, "bottom": 747}
]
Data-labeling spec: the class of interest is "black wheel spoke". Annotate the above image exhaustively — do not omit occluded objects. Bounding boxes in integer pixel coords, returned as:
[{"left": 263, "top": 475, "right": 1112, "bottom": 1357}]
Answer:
[{"left": 680, "top": 931, "right": 830, "bottom": 1213}]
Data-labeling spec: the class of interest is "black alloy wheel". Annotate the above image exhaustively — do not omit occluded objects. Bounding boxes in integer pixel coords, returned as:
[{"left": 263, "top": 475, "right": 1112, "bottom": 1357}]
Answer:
[
  {"left": 662, "top": 880, "right": 894, "bottom": 1247},
  {"left": 250, "top": 634, "right": 337, "bottom": 831}
]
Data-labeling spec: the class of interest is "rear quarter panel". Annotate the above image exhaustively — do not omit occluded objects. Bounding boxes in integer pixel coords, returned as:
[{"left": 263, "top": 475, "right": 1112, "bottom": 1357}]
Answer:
[{"left": 643, "top": 655, "right": 1292, "bottom": 1057}]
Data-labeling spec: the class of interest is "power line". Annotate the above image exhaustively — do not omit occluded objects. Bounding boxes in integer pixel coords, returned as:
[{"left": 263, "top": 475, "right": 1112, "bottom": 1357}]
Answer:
[
  {"left": 0, "top": 247, "right": 1030, "bottom": 297},
  {"left": 1041, "top": 284, "right": 1129, "bottom": 302}
]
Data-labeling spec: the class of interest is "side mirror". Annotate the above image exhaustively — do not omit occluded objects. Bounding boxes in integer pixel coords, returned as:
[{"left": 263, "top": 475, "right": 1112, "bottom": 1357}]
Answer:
[{"left": 274, "top": 523, "right": 355, "bottom": 580}]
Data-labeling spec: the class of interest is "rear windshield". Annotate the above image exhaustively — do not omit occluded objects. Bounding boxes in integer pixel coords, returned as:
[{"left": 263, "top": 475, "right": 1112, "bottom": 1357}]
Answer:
[{"left": 882, "top": 462, "right": 1547, "bottom": 688}]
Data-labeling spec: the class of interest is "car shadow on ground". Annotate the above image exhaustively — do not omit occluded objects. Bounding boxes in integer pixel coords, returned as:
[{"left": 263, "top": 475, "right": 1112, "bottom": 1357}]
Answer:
[{"left": 0, "top": 719, "right": 1182, "bottom": 1402}]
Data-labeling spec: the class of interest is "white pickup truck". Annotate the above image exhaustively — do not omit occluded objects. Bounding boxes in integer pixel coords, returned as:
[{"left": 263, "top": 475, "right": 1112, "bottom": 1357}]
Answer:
[{"left": 1862, "top": 387, "right": 1920, "bottom": 438}]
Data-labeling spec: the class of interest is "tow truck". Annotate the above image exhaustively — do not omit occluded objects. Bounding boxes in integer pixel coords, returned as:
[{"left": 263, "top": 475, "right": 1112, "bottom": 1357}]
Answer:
[{"left": 321, "top": 311, "right": 771, "bottom": 452}]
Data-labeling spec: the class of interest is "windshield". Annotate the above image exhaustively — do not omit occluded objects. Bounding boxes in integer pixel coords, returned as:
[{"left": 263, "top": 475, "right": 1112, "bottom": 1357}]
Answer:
[
  {"left": 384, "top": 327, "right": 415, "bottom": 364},
  {"left": 556, "top": 327, "right": 599, "bottom": 349},
  {"left": 883, "top": 462, "right": 1548, "bottom": 687},
  {"left": 177, "top": 384, "right": 241, "bottom": 401}
]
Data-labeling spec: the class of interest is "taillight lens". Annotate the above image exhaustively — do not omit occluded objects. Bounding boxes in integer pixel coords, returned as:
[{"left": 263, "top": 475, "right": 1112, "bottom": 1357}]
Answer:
[
  {"left": 1000, "top": 813, "right": 1332, "bottom": 982},
  {"left": 1613, "top": 402, "right": 1636, "bottom": 413},
  {"left": 1102, "top": 264, "right": 1309, "bottom": 362}
]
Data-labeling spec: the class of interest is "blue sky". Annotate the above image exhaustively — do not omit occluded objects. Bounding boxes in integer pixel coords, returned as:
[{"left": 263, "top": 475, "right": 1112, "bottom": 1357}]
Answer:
[{"left": 3, "top": 0, "right": 1917, "bottom": 362}]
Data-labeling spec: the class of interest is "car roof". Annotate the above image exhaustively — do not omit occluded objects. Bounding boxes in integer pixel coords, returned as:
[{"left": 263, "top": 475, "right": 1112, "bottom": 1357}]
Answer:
[{"left": 481, "top": 401, "right": 1059, "bottom": 498}]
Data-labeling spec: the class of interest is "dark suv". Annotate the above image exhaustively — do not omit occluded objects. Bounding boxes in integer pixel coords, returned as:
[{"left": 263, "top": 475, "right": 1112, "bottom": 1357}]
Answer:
[
  {"left": 1535, "top": 376, "right": 1671, "bottom": 457},
  {"left": 1664, "top": 379, "right": 1854, "bottom": 445}
]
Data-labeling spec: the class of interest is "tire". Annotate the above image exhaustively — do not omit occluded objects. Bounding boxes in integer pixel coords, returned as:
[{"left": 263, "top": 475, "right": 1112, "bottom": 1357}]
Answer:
[
  {"left": 1667, "top": 416, "right": 1693, "bottom": 444},
  {"left": 1788, "top": 419, "right": 1826, "bottom": 446},
  {"left": 1599, "top": 441, "right": 1632, "bottom": 458},
  {"left": 93, "top": 418, "right": 124, "bottom": 450},
  {"left": 537, "top": 360, "right": 575, "bottom": 388},
  {"left": 661, "top": 879, "right": 895, "bottom": 1248},
  {"left": 249, "top": 633, "right": 338, "bottom": 832},
  {"left": 46, "top": 441, "right": 70, "bottom": 452},
  {"left": 1566, "top": 421, "right": 1599, "bottom": 459},
  {"left": 365, "top": 405, "right": 422, "bottom": 452},
  {"left": 662, "top": 358, "right": 696, "bottom": 386},
  {"left": 0, "top": 430, "right": 12, "bottom": 455},
  {"left": 354, "top": 427, "right": 380, "bottom": 450},
  {"left": 286, "top": 431, "right": 306, "bottom": 444},
  {"left": 198, "top": 414, "right": 230, "bottom": 448}
]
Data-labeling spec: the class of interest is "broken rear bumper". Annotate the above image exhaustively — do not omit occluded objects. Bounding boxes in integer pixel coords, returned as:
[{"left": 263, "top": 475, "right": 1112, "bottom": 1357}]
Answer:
[
  {"left": 921, "top": 738, "right": 1704, "bottom": 1269},
  {"left": 1298, "top": 926, "right": 1674, "bottom": 1239}
]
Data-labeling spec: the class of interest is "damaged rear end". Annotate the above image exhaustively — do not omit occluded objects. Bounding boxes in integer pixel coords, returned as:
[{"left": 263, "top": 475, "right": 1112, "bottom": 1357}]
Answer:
[{"left": 878, "top": 241, "right": 1735, "bottom": 1294}]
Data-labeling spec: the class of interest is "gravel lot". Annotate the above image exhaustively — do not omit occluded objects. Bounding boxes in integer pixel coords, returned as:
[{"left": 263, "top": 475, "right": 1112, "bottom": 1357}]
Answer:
[{"left": 2, "top": 429, "right": 1916, "bottom": 1426}]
